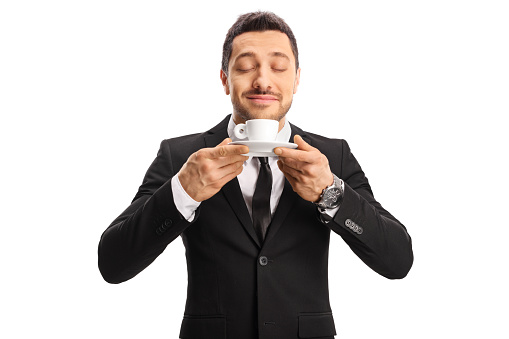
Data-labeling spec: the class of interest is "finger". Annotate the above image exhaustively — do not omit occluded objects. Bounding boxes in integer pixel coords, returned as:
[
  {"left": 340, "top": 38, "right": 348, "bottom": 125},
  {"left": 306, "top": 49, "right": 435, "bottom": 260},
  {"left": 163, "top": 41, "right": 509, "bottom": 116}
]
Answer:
[
  {"left": 278, "top": 159, "right": 303, "bottom": 180},
  {"left": 214, "top": 159, "right": 244, "bottom": 179},
  {"left": 217, "top": 137, "right": 232, "bottom": 146},
  {"left": 274, "top": 135, "right": 315, "bottom": 160},
  {"left": 274, "top": 147, "right": 315, "bottom": 163},
  {"left": 293, "top": 135, "right": 316, "bottom": 152},
  {"left": 278, "top": 156, "right": 304, "bottom": 172},
  {"left": 216, "top": 154, "right": 249, "bottom": 168},
  {"left": 210, "top": 144, "right": 250, "bottom": 158},
  {"left": 215, "top": 161, "right": 244, "bottom": 187},
  {"left": 277, "top": 160, "right": 299, "bottom": 187}
]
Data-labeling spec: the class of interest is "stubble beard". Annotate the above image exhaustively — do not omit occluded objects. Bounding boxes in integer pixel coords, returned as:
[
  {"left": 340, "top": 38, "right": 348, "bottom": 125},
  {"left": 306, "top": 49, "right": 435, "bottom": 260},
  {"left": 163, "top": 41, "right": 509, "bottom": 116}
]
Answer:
[{"left": 232, "top": 92, "right": 293, "bottom": 122}]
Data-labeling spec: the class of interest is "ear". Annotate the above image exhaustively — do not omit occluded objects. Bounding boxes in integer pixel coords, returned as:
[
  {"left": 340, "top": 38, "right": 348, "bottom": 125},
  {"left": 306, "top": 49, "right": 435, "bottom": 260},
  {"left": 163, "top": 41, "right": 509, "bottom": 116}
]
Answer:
[
  {"left": 220, "top": 70, "right": 230, "bottom": 95},
  {"left": 293, "top": 67, "right": 301, "bottom": 94}
]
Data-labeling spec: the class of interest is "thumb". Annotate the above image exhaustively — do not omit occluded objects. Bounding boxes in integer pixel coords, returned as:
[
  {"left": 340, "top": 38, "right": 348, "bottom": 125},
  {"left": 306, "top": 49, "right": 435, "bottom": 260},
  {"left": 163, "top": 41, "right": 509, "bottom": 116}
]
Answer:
[
  {"left": 294, "top": 135, "right": 314, "bottom": 151},
  {"left": 217, "top": 137, "right": 232, "bottom": 147}
]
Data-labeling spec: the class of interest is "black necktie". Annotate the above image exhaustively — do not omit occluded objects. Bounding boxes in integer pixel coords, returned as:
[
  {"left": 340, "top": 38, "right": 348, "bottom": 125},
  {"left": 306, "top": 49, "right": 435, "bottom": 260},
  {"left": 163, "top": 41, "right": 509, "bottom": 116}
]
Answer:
[{"left": 252, "top": 157, "right": 272, "bottom": 243}]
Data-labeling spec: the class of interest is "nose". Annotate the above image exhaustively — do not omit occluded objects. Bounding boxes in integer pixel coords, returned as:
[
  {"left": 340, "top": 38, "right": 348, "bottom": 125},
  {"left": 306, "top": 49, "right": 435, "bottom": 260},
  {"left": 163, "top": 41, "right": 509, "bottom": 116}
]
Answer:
[{"left": 252, "top": 67, "right": 272, "bottom": 91}]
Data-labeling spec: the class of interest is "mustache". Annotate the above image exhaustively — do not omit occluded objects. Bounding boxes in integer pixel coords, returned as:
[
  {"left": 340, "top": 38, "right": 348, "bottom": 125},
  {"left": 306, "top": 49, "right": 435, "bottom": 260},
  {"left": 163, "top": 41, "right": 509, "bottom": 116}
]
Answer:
[{"left": 242, "top": 90, "right": 282, "bottom": 100}]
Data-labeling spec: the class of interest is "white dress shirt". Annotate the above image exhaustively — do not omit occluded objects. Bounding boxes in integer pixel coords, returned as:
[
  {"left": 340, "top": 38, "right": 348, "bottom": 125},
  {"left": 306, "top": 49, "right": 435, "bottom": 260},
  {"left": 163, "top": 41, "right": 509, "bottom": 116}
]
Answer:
[
  {"left": 170, "top": 116, "right": 338, "bottom": 222},
  {"left": 227, "top": 117, "right": 291, "bottom": 220}
]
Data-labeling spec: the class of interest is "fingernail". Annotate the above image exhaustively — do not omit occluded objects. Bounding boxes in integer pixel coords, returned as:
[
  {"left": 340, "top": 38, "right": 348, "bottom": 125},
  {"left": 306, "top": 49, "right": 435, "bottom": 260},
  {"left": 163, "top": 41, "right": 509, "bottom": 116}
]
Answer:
[{"left": 274, "top": 148, "right": 282, "bottom": 155}]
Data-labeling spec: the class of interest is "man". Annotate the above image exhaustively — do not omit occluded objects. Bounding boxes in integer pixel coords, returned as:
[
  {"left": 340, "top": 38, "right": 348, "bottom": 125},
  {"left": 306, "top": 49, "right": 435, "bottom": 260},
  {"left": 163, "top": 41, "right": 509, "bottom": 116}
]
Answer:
[{"left": 98, "top": 11, "right": 413, "bottom": 339}]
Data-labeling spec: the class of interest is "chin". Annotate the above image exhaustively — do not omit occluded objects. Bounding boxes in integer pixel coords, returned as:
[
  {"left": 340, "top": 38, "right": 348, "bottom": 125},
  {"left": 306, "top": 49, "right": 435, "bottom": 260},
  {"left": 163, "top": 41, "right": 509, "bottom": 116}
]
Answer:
[
  {"left": 246, "top": 111, "right": 285, "bottom": 122},
  {"left": 233, "top": 100, "right": 291, "bottom": 123}
]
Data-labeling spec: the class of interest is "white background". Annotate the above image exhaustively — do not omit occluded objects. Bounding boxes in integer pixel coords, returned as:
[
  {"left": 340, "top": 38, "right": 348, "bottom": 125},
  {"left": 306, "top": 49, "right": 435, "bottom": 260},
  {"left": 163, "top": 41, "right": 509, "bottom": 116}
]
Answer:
[{"left": 1, "top": 1, "right": 508, "bottom": 338}]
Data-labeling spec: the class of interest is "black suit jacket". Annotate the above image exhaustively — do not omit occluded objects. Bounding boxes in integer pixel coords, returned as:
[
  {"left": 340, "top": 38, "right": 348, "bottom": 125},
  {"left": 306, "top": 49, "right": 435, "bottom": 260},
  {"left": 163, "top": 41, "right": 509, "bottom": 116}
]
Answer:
[{"left": 98, "top": 115, "right": 413, "bottom": 339}]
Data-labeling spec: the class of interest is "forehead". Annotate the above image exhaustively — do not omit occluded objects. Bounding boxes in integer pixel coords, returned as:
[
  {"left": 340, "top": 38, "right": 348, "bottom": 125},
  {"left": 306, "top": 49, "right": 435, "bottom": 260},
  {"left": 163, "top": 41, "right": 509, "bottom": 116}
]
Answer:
[{"left": 230, "top": 31, "right": 294, "bottom": 62}]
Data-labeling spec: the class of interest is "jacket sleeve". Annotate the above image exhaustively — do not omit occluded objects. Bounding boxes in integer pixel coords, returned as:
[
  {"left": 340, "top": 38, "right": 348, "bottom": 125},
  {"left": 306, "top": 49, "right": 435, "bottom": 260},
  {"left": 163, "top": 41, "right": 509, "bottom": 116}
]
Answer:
[
  {"left": 328, "top": 140, "right": 413, "bottom": 279},
  {"left": 98, "top": 140, "right": 197, "bottom": 284}
]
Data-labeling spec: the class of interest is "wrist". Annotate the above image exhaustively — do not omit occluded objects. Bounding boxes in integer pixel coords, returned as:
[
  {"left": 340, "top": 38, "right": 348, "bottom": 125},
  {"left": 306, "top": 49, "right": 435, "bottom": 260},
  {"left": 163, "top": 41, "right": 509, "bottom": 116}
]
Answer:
[
  {"left": 314, "top": 174, "right": 344, "bottom": 210},
  {"left": 177, "top": 170, "right": 200, "bottom": 202},
  {"left": 315, "top": 173, "right": 334, "bottom": 202}
]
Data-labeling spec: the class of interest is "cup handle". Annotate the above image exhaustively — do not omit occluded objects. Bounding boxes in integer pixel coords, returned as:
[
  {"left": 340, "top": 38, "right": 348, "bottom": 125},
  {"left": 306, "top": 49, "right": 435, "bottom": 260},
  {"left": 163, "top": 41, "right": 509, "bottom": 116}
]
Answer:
[{"left": 233, "top": 124, "right": 247, "bottom": 139}]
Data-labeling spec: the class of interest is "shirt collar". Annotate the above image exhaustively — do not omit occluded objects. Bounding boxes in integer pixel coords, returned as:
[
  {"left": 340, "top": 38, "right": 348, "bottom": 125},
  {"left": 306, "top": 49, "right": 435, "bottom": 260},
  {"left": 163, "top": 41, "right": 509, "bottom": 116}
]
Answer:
[{"left": 227, "top": 115, "right": 291, "bottom": 163}]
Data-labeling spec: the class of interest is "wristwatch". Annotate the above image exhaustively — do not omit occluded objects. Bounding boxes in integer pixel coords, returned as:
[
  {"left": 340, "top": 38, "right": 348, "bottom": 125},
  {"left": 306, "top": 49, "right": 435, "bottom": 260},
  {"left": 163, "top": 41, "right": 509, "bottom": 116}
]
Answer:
[{"left": 314, "top": 174, "right": 344, "bottom": 210}]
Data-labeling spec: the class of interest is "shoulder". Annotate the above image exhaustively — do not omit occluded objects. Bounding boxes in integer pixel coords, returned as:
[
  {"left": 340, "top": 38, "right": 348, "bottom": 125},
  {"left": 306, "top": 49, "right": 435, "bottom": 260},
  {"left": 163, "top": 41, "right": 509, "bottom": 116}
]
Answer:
[
  {"left": 305, "top": 131, "right": 344, "bottom": 147},
  {"left": 290, "top": 123, "right": 350, "bottom": 172},
  {"left": 161, "top": 114, "right": 230, "bottom": 151},
  {"left": 158, "top": 115, "right": 230, "bottom": 166},
  {"left": 291, "top": 123, "right": 346, "bottom": 151},
  {"left": 157, "top": 132, "right": 205, "bottom": 169},
  {"left": 162, "top": 132, "right": 203, "bottom": 149}
]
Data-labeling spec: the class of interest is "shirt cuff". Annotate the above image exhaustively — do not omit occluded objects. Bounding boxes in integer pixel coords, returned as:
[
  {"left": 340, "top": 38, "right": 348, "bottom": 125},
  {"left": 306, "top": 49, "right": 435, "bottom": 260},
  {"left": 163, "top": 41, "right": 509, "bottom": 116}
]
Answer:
[
  {"left": 322, "top": 206, "right": 340, "bottom": 218},
  {"left": 171, "top": 174, "right": 201, "bottom": 222},
  {"left": 317, "top": 206, "right": 340, "bottom": 224},
  {"left": 316, "top": 175, "right": 343, "bottom": 223}
]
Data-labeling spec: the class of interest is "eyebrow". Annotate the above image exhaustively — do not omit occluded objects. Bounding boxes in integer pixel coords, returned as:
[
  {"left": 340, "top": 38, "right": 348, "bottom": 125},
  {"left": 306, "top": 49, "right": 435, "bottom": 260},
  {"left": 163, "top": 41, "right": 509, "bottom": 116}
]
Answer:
[
  {"left": 235, "top": 51, "right": 291, "bottom": 61},
  {"left": 271, "top": 52, "right": 290, "bottom": 61}
]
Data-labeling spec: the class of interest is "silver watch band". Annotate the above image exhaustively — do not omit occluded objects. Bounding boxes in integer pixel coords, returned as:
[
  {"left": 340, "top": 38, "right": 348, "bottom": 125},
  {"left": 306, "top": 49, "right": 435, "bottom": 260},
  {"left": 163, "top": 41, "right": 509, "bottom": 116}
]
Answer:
[{"left": 315, "top": 174, "right": 344, "bottom": 210}]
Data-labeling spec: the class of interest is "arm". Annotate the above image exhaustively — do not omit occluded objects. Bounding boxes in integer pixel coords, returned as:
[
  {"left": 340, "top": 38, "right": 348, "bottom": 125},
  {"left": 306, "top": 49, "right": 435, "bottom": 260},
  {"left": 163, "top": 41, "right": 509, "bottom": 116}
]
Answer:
[
  {"left": 98, "top": 140, "right": 194, "bottom": 284},
  {"left": 275, "top": 136, "right": 413, "bottom": 279},
  {"left": 328, "top": 139, "right": 413, "bottom": 279},
  {"left": 98, "top": 138, "right": 249, "bottom": 284}
]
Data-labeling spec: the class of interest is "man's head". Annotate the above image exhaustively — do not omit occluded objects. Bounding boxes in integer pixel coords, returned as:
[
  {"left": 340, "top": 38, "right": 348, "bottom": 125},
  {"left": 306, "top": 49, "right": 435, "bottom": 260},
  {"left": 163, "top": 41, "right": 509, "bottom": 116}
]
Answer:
[
  {"left": 220, "top": 12, "right": 301, "bottom": 128},
  {"left": 221, "top": 12, "right": 299, "bottom": 76}
]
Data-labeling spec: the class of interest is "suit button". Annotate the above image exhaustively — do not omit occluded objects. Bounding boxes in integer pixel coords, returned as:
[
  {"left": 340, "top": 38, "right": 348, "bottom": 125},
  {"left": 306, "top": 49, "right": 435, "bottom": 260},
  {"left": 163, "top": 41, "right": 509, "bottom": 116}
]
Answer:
[
  {"left": 259, "top": 256, "right": 268, "bottom": 266},
  {"left": 161, "top": 219, "right": 173, "bottom": 231},
  {"left": 345, "top": 219, "right": 352, "bottom": 227}
]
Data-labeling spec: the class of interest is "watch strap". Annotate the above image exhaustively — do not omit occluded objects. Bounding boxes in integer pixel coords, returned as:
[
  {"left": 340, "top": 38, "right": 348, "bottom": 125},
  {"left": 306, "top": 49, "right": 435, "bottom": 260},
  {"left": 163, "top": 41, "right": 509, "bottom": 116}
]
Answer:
[{"left": 315, "top": 174, "right": 344, "bottom": 210}]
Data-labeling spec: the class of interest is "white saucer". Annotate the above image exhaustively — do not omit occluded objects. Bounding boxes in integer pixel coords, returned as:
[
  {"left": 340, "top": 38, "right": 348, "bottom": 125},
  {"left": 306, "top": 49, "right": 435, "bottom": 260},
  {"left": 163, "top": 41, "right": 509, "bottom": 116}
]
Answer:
[{"left": 229, "top": 140, "right": 298, "bottom": 157}]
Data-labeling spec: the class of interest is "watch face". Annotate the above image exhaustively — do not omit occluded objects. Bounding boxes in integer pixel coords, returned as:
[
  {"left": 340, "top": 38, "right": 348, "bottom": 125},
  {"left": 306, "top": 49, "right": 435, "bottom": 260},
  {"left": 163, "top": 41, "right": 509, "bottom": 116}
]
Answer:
[{"left": 323, "top": 187, "right": 342, "bottom": 207}]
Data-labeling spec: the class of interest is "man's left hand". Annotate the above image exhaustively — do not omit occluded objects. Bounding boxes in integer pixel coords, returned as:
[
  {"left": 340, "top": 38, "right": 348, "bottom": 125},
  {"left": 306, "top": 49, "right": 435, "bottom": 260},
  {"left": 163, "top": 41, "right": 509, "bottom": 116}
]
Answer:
[{"left": 274, "top": 135, "right": 334, "bottom": 203}]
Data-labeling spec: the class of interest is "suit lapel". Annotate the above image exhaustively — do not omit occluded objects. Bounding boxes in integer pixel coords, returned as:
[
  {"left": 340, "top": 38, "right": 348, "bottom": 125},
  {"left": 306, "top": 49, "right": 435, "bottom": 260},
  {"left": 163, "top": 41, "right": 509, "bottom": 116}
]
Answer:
[
  {"left": 289, "top": 122, "right": 311, "bottom": 145},
  {"left": 221, "top": 179, "right": 261, "bottom": 247},
  {"left": 263, "top": 179, "right": 297, "bottom": 245},
  {"left": 204, "top": 116, "right": 262, "bottom": 248}
]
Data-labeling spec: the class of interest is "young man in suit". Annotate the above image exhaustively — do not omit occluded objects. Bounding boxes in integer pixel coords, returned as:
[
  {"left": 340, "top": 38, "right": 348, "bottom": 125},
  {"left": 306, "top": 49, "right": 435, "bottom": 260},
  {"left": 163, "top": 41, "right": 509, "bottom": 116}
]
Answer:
[{"left": 98, "top": 11, "right": 413, "bottom": 339}]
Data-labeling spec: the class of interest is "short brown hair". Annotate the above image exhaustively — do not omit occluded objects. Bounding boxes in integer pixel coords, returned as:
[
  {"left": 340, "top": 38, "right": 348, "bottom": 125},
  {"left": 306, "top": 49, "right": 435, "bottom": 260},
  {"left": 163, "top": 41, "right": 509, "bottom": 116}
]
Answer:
[{"left": 222, "top": 11, "right": 299, "bottom": 75}]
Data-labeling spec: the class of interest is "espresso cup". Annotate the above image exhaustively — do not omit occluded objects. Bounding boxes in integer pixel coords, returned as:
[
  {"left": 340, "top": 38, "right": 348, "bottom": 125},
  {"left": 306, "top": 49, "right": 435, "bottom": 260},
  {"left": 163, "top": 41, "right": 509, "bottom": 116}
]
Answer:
[{"left": 233, "top": 119, "right": 279, "bottom": 141}]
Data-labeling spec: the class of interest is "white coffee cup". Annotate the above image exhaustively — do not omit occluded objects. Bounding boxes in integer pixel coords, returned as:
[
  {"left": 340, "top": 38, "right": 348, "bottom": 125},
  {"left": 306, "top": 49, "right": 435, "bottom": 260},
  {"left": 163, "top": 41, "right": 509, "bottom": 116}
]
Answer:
[{"left": 233, "top": 119, "right": 279, "bottom": 141}]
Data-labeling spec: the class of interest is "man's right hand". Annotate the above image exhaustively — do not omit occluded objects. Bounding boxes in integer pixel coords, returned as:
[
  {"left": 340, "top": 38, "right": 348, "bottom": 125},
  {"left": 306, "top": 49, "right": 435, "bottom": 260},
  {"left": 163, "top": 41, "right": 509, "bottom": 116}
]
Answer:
[{"left": 178, "top": 138, "right": 249, "bottom": 202}]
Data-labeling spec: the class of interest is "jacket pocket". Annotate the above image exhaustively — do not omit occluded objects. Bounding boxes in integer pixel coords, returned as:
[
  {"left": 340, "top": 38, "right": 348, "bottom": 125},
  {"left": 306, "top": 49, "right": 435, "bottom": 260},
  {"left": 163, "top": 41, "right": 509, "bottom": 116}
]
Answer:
[
  {"left": 179, "top": 315, "right": 226, "bottom": 339},
  {"left": 298, "top": 312, "right": 336, "bottom": 338}
]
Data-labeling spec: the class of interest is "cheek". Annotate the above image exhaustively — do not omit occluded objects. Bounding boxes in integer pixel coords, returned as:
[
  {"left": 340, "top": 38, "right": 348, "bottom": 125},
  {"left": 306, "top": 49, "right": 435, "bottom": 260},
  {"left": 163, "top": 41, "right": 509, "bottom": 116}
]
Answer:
[
  {"left": 230, "top": 86, "right": 245, "bottom": 102},
  {"left": 283, "top": 83, "right": 296, "bottom": 97},
  {"left": 280, "top": 76, "right": 297, "bottom": 93},
  {"left": 229, "top": 78, "right": 247, "bottom": 96}
]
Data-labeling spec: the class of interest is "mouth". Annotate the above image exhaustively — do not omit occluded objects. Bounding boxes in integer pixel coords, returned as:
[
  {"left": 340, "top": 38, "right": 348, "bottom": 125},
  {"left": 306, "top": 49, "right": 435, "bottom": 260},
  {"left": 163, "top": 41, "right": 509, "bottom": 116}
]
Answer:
[{"left": 246, "top": 95, "right": 279, "bottom": 105}]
